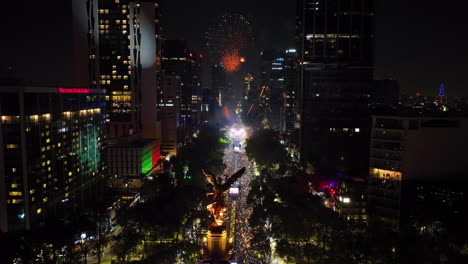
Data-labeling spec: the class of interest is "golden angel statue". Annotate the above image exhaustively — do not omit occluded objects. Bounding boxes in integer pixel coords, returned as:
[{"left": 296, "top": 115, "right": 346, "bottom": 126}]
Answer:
[{"left": 203, "top": 167, "right": 246, "bottom": 226}]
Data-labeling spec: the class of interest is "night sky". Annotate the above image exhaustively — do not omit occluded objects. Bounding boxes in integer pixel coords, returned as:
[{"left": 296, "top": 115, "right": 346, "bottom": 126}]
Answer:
[{"left": 1, "top": 0, "right": 467, "bottom": 96}]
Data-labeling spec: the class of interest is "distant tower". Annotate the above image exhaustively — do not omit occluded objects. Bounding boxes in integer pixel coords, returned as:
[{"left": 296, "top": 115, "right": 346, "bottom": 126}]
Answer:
[{"left": 438, "top": 83, "right": 446, "bottom": 105}]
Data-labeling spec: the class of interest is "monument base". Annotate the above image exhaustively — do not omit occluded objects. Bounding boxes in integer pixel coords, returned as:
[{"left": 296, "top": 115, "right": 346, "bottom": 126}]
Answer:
[{"left": 206, "top": 224, "right": 228, "bottom": 260}]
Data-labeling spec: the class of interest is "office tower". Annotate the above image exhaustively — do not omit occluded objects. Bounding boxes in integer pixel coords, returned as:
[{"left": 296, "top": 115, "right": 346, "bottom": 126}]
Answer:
[
  {"left": 162, "top": 40, "right": 202, "bottom": 144},
  {"left": 368, "top": 115, "right": 468, "bottom": 232},
  {"left": 297, "top": 0, "right": 379, "bottom": 178},
  {"left": 160, "top": 75, "right": 181, "bottom": 156},
  {"left": 270, "top": 56, "right": 286, "bottom": 132},
  {"left": 0, "top": 85, "right": 106, "bottom": 232},
  {"left": 283, "top": 49, "right": 300, "bottom": 147},
  {"left": 258, "top": 50, "right": 273, "bottom": 128},
  {"left": 297, "top": 0, "right": 374, "bottom": 75},
  {"left": 94, "top": 0, "right": 162, "bottom": 139}
]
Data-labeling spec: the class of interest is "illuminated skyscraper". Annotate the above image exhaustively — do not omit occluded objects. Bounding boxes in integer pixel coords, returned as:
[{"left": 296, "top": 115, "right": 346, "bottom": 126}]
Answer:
[
  {"left": 93, "top": 0, "right": 162, "bottom": 139},
  {"left": 438, "top": 83, "right": 446, "bottom": 105},
  {"left": 0, "top": 85, "right": 106, "bottom": 232}
]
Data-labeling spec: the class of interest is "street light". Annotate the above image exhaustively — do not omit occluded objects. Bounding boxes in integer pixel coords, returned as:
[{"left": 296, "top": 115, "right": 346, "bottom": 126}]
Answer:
[{"left": 80, "top": 233, "right": 87, "bottom": 264}]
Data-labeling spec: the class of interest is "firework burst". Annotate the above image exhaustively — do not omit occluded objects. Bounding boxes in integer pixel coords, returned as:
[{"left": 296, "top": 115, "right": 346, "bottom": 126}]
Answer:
[
  {"left": 221, "top": 50, "right": 242, "bottom": 73},
  {"left": 205, "top": 13, "right": 253, "bottom": 72}
]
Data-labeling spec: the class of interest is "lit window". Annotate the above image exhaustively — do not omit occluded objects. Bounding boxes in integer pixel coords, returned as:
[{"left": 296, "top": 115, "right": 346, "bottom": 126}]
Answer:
[
  {"left": 9, "top": 191, "right": 22, "bottom": 196},
  {"left": 37, "top": 208, "right": 42, "bottom": 214}
]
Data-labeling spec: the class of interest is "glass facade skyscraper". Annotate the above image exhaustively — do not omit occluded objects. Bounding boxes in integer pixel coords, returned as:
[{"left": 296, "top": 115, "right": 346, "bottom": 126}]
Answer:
[
  {"left": 297, "top": 0, "right": 377, "bottom": 178},
  {"left": 0, "top": 86, "right": 106, "bottom": 232}
]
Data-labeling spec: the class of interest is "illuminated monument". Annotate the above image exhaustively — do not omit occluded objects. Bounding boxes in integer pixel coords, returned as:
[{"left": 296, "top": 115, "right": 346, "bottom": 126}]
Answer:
[{"left": 202, "top": 167, "right": 245, "bottom": 260}]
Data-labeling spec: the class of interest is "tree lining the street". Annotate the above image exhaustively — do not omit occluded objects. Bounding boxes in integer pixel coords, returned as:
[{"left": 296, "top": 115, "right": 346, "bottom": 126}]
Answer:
[
  {"left": 110, "top": 124, "right": 227, "bottom": 263},
  {"left": 244, "top": 129, "right": 465, "bottom": 263},
  {"left": 244, "top": 128, "right": 396, "bottom": 264}
]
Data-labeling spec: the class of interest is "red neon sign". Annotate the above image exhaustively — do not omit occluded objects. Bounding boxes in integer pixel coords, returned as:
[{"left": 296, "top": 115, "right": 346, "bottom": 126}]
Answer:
[{"left": 57, "top": 88, "right": 90, "bottom": 94}]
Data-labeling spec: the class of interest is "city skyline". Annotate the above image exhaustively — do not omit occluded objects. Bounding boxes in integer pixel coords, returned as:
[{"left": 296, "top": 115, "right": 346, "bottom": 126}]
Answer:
[
  {"left": 2, "top": 1, "right": 468, "bottom": 263},
  {"left": 1, "top": 1, "right": 467, "bottom": 96}
]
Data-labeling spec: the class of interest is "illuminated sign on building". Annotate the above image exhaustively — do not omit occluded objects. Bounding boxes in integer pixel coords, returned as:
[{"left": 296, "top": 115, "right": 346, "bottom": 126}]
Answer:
[{"left": 57, "top": 88, "right": 91, "bottom": 94}]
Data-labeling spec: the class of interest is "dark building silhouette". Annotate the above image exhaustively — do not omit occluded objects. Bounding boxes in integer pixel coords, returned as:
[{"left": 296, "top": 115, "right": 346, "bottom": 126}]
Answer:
[
  {"left": 283, "top": 49, "right": 300, "bottom": 147},
  {"left": 162, "top": 40, "right": 202, "bottom": 144},
  {"left": 160, "top": 74, "right": 181, "bottom": 156},
  {"left": 297, "top": 0, "right": 396, "bottom": 179}
]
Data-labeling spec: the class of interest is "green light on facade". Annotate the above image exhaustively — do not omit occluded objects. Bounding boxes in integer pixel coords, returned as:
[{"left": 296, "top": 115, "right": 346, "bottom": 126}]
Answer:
[{"left": 141, "top": 144, "right": 153, "bottom": 174}]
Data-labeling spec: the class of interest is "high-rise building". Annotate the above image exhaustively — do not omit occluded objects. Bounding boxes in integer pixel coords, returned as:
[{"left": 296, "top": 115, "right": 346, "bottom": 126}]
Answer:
[
  {"left": 438, "top": 83, "right": 446, "bottom": 105},
  {"left": 297, "top": 0, "right": 374, "bottom": 76},
  {"left": 258, "top": 50, "right": 273, "bottom": 129},
  {"left": 0, "top": 85, "right": 106, "bottom": 232},
  {"left": 368, "top": 115, "right": 468, "bottom": 232},
  {"left": 297, "top": 0, "right": 382, "bottom": 178},
  {"left": 162, "top": 40, "right": 202, "bottom": 144},
  {"left": 270, "top": 56, "right": 286, "bottom": 131},
  {"left": 283, "top": 49, "right": 300, "bottom": 147},
  {"left": 93, "top": 0, "right": 162, "bottom": 139},
  {"left": 160, "top": 74, "right": 181, "bottom": 156}
]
